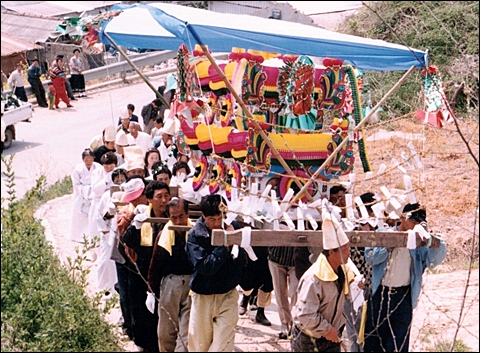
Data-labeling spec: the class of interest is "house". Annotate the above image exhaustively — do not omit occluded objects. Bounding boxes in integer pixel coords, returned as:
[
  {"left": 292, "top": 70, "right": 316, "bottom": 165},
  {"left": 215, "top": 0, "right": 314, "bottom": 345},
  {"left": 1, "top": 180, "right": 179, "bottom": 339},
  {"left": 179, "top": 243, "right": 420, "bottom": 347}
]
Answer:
[
  {"left": 1, "top": 2, "right": 122, "bottom": 69},
  {"left": 1, "top": 32, "right": 44, "bottom": 75}
]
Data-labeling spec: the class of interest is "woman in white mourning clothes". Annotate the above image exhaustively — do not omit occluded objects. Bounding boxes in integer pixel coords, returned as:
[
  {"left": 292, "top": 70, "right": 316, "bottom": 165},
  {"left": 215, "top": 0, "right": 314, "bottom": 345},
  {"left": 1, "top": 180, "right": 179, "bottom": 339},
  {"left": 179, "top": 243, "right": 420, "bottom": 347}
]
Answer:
[
  {"left": 70, "top": 148, "right": 102, "bottom": 243},
  {"left": 87, "top": 151, "right": 118, "bottom": 261},
  {"left": 95, "top": 167, "right": 127, "bottom": 295}
]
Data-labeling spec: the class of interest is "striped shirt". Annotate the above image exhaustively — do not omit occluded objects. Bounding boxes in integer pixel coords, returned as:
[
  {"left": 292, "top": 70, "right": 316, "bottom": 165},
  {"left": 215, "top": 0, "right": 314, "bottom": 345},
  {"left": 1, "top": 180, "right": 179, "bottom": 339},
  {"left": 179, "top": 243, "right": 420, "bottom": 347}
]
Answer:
[{"left": 268, "top": 246, "right": 295, "bottom": 267}]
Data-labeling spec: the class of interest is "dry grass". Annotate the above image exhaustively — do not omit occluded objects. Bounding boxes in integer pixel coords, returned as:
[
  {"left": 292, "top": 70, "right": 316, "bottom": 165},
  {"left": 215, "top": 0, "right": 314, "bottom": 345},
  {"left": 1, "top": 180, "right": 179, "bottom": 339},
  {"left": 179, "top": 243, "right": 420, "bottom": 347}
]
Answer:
[{"left": 344, "top": 116, "right": 479, "bottom": 266}]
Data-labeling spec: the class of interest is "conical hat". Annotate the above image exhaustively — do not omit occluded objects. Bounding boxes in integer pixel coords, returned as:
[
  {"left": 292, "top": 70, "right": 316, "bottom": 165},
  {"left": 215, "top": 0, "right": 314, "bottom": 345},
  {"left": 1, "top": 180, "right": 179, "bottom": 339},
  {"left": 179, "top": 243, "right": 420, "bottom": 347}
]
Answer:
[
  {"left": 104, "top": 125, "right": 116, "bottom": 142},
  {"left": 123, "top": 145, "right": 144, "bottom": 171},
  {"left": 322, "top": 209, "right": 349, "bottom": 250}
]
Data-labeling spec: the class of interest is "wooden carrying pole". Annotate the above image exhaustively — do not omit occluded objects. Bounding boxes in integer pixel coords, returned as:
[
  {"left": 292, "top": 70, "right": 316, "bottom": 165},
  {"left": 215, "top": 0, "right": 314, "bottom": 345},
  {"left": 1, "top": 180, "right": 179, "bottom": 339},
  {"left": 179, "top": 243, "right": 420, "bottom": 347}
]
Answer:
[
  {"left": 197, "top": 44, "right": 316, "bottom": 203},
  {"left": 160, "top": 226, "right": 424, "bottom": 248},
  {"left": 288, "top": 65, "right": 418, "bottom": 208},
  {"left": 142, "top": 222, "right": 429, "bottom": 248},
  {"left": 210, "top": 228, "right": 424, "bottom": 248},
  {"left": 103, "top": 32, "right": 170, "bottom": 107}
]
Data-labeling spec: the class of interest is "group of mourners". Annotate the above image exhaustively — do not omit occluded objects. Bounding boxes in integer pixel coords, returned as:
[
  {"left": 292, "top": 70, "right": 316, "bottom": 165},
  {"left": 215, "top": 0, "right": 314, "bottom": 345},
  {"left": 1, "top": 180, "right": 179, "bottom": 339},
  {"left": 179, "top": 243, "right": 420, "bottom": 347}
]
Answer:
[
  {"left": 67, "top": 82, "right": 447, "bottom": 352},
  {"left": 5, "top": 48, "right": 87, "bottom": 110}
]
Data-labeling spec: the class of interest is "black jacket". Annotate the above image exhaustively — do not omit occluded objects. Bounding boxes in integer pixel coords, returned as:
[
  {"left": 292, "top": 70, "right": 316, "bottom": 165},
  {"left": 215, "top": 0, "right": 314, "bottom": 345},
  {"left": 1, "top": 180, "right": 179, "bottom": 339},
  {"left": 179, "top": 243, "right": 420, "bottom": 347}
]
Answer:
[{"left": 185, "top": 217, "right": 246, "bottom": 295}]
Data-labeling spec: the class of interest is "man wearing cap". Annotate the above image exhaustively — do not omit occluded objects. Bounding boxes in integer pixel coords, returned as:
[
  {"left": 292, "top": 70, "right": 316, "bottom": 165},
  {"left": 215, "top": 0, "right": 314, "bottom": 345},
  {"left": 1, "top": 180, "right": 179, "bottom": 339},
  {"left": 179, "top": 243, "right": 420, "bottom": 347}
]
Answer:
[
  {"left": 123, "top": 145, "right": 147, "bottom": 178},
  {"left": 93, "top": 125, "right": 117, "bottom": 164},
  {"left": 27, "top": 59, "right": 48, "bottom": 107},
  {"left": 291, "top": 211, "right": 352, "bottom": 352},
  {"left": 8, "top": 63, "right": 28, "bottom": 102},
  {"left": 122, "top": 180, "right": 171, "bottom": 352},
  {"left": 95, "top": 167, "right": 127, "bottom": 297},
  {"left": 87, "top": 151, "right": 118, "bottom": 262},
  {"left": 116, "top": 176, "right": 149, "bottom": 341},
  {"left": 118, "top": 104, "right": 139, "bottom": 128},
  {"left": 363, "top": 203, "right": 447, "bottom": 352},
  {"left": 117, "top": 107, "right": 132, "bottom": 134}
]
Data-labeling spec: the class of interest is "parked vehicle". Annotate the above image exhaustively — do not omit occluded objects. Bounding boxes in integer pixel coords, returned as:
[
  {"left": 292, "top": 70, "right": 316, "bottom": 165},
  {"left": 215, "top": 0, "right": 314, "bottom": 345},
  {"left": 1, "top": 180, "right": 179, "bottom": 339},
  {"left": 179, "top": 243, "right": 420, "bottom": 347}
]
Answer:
[{"left": 1, "top": 93, "right": 33, "bottom": 150}]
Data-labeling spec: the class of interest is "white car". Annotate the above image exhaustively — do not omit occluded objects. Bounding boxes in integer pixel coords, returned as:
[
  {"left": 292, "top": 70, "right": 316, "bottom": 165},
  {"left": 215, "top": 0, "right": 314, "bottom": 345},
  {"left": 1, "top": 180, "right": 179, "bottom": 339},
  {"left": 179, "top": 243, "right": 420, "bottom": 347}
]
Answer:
[{"left": 1, "top": 93, "right": 33, "bottom": 150}]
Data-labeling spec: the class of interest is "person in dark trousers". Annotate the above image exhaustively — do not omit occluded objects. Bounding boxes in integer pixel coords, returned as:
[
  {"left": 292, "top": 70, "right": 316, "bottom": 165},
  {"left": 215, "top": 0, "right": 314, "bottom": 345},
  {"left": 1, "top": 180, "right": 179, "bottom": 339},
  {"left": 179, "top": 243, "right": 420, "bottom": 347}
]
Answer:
[
  {"left": 122, "top": 180, "right": 171, "bottom": 352},
  {"left": 364, "top": 203, "right": 447, "bottom": 352},
  {"left": 8, "top": 63, "right": 28, "bottom": 102},
  {"left": 238, "top": 246, "right": 274, "bottom": 327},
  {"left": 27, "top": 59, "right": 48, "bottom": 107}
]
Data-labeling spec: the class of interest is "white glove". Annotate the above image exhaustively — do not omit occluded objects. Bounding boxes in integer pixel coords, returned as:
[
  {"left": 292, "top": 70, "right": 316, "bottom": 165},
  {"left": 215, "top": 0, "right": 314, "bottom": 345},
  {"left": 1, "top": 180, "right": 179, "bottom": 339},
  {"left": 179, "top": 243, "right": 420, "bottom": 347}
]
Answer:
[
  {"left": 134, "top": 204, "right": 149, "bottom": 215},
  {"left": 145, "top": 291, "right": 156, "bottom": 314},
  {"left": 133, "top": 213, "right": 148, "bottom": 229},
  {"left": 107, "top": 202, "right": 118, "bottom": 216}
]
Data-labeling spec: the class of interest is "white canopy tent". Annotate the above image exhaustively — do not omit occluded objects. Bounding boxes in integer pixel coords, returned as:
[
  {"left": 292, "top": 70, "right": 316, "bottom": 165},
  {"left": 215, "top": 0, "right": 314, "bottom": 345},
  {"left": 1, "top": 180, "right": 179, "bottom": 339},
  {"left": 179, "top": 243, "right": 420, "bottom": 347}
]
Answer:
[{"left": 100, "top": 2, "right": 428, "bottom": 72}]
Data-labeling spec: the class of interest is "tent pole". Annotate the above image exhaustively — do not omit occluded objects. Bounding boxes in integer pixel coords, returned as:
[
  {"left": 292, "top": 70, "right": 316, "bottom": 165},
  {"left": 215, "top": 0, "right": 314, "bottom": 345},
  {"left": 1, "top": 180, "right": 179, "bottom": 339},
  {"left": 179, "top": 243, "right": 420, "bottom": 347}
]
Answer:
[
  {"left": 198, "top": 44, "right": 316, "bottom": 204},
  {"left": 103, "top": 32, "right": 169, "bottom": 107},
  {"left": 287, "top": 65, "right": 418, "bottom": 210}
]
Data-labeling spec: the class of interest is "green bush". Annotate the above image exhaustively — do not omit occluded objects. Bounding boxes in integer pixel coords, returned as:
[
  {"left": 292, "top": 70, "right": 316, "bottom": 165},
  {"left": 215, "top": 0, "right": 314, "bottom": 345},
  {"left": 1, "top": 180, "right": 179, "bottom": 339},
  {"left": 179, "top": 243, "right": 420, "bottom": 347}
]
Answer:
[
  {"left": 342, "top": 1, "right": 479, "bottom": 120},
  {"left": 1, "top": 155, "right": 123, "bottom": 352}
]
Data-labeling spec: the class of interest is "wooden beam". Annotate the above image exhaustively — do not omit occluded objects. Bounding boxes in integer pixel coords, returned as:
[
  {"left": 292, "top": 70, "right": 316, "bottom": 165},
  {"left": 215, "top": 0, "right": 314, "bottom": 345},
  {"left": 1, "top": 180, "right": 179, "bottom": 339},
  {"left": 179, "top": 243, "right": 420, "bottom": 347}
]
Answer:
[
  {"left": 146, "top": 225, "right": 425, "bottom": 248},
  {"left": 211, "top": 229, "right": 423, "bottom": 248}
]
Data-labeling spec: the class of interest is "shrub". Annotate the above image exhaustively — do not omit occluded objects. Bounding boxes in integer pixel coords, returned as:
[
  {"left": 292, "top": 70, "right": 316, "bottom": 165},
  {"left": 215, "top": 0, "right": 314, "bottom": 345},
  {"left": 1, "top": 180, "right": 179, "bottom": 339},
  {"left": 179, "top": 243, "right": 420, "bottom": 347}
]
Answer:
[
  {"left": 342, "top": 1, "right": 479, "bottom": 120},
  {"left": 1, "top": 154, "right": 123, "bottom": 352}
]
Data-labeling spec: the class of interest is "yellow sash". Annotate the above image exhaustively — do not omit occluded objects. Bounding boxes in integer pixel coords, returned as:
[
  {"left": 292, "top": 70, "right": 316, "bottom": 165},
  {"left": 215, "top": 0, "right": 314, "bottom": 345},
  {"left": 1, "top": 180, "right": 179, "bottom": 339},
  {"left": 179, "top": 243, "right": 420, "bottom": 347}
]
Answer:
[
  {"left": 140, "top": 204, "right": 153, "bottom": 246},
  {"left": 310, "top": 253, "right": 350, "bottom": 295},
  {"left": 158, "top": 219, "right": 193, "bottom": 255}
]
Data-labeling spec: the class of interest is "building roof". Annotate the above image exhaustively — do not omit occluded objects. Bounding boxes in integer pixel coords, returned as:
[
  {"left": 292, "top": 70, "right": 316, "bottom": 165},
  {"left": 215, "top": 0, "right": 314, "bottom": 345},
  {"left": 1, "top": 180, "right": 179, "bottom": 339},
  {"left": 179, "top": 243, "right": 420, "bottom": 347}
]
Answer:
[
  {"left": 1, "top": 1, "right": 121, "bottom": 17},
  {"left": 1, "top": 32, "right": 43, "bottom": 57},
  {"left": 1, "top": 1, "right": 121, "bottom": 43},
  {"left": 1, "top": 11, "right": 63, "bottom": 43}
]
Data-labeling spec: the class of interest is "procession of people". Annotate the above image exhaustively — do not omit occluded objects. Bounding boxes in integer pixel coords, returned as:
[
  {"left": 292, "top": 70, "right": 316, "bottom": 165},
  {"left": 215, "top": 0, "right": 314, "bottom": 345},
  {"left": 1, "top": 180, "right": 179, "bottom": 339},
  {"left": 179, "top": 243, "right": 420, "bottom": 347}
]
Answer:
[
  {"left": 2, "top": 48, "right": 448, "bottom": 353},
  {"left": 66, "top": 92, "right": 446, "bottom": 352}
]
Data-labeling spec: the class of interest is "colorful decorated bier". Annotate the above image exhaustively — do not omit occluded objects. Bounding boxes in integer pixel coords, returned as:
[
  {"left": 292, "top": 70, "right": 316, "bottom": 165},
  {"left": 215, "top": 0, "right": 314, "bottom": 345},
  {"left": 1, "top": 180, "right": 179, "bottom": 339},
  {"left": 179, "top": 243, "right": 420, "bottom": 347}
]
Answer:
[{"left": 168, "top": 44, "right": 371, "bottom": 217}]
